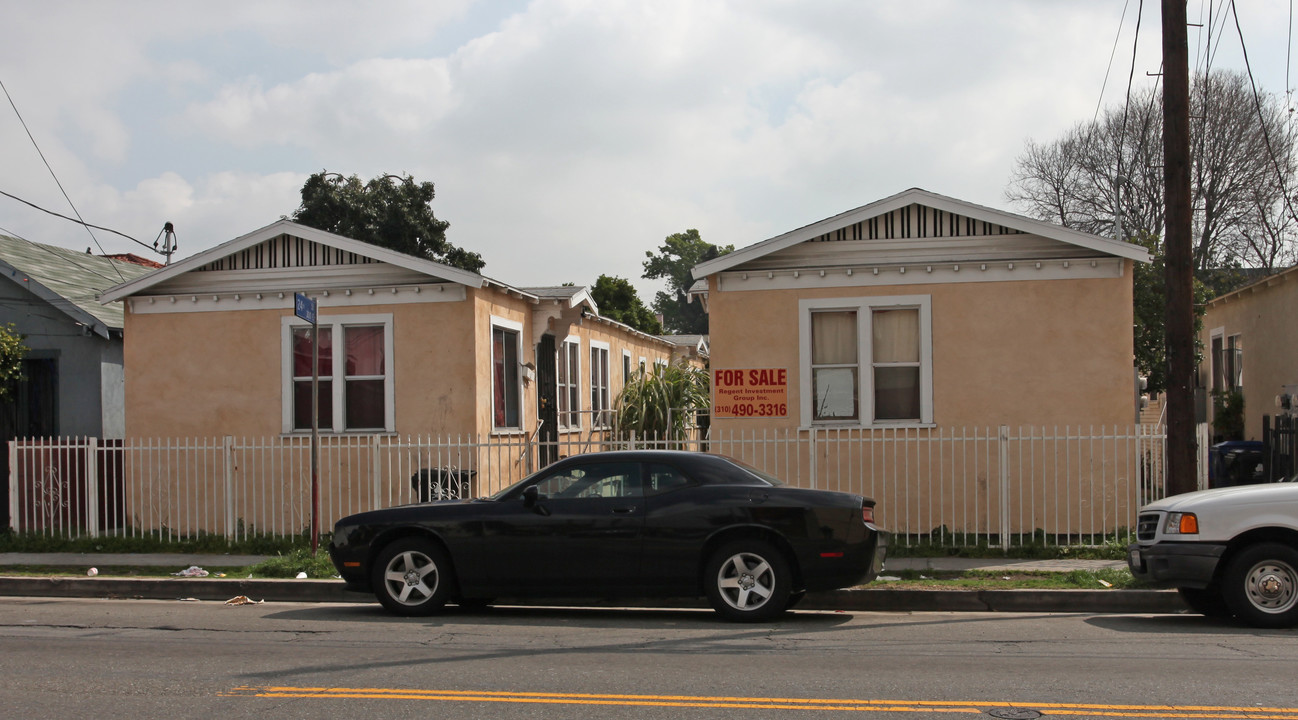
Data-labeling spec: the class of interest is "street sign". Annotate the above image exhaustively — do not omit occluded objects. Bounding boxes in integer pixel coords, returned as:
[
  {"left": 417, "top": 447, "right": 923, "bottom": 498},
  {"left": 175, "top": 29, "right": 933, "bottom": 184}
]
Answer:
[{"left": 294, "top": 292, "right": 317, "bottom": 324}]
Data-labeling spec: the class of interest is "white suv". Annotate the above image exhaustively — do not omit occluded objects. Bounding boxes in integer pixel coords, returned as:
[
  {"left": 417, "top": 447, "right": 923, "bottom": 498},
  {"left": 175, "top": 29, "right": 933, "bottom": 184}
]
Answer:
[{"left": 1127, "top": 476, "right": 1298, "bottom": 628}]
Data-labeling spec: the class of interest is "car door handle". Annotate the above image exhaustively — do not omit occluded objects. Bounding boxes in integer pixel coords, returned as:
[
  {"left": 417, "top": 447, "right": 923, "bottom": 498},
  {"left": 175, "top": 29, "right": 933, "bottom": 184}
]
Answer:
[{"left": 612, "top": 506, "right": 637, "bottom": 514}]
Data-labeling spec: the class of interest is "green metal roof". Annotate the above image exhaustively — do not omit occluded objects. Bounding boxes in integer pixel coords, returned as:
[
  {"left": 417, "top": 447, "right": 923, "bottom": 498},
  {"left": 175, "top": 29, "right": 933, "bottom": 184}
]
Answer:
[{"left": 0, "top": 233, "right": 158, "bottom": 335}]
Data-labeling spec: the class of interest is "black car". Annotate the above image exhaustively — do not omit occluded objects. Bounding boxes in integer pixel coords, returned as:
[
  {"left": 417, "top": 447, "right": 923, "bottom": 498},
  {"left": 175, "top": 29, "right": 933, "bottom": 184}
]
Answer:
[{"left": 329, "top": 450, "right": 888, "bottom": 621}]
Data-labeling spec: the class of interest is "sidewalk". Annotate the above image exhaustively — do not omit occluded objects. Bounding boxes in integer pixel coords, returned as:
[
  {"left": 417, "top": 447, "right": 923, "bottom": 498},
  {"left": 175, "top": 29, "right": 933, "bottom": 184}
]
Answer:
[{"left": 0, "top": 552, "right": 1180, "bottom": 615}]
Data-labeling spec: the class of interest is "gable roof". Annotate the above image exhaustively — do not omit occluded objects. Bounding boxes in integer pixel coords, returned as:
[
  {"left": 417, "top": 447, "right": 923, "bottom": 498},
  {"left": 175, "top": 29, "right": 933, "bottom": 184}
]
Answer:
[
  {"left": 692, "top": 188, "right": 1150, "bottom": 279},
  {"left": 0, "top": 232, "right": 156, "bottom": 336},
  {"left": 520, "top": 285, "right": 599, "bottom": 314},
  {"left": 100, "top": 219, "right": 508, "bottom": 303}
]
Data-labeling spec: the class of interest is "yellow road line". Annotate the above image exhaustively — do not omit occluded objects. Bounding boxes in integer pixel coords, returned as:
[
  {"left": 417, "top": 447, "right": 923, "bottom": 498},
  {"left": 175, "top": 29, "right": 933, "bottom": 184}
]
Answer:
[{"left": 223, "top": 686, "right": 1298, "bottom": 718}]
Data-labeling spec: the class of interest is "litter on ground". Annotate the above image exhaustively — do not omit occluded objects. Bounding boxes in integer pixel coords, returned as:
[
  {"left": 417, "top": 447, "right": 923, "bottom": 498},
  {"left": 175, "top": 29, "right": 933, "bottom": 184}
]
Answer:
[
  {"left": 225, "top": 595, "right": 263, "bottom": 606},
  {"left": 172, "top": 566, "right": 209, "bottom": 577}
]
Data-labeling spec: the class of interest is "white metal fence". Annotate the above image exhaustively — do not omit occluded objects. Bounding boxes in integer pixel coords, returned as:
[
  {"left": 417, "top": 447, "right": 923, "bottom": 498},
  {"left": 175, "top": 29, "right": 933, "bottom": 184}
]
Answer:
[{"left": 8, "top": 424, "right": 1168, "bottom": 548}]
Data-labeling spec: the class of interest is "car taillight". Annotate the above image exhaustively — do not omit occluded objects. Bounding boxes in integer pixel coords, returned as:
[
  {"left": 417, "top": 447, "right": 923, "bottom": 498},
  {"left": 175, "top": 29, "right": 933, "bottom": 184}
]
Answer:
[{"left": 862, "top": 504, "right": 875, "bottom": 524}]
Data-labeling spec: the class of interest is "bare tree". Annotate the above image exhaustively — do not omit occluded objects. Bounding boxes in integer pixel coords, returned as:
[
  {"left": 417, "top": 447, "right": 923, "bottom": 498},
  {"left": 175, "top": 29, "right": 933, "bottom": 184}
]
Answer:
[{"left": 1007, "top": 70, "right": 1297, "bottom": 273}]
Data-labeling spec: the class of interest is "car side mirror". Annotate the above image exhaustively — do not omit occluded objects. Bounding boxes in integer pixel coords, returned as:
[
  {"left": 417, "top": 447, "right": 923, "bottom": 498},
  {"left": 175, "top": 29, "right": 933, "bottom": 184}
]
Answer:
[{"left": 522, "top": 485, "right": 550, "bottom": 516}]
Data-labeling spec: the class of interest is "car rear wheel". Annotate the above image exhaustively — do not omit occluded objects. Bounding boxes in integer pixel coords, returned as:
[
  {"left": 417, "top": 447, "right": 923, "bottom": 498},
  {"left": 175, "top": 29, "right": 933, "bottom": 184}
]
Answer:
[
  {"left": 704, "top": 539, "right": 792, "bottom": 622},
  {"left": 1176, "top": 585, "right": 1231, "bottom": 618},
  {"left": 1222, "top": 542, "right": 1298, "bottom": 629},
  {"left": 372, "top": 538, "right": 452, "bottom": 616}
]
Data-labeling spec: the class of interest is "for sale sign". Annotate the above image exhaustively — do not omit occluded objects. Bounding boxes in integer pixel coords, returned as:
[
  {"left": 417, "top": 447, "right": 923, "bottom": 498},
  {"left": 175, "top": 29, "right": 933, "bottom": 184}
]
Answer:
[{"left": 713, "top": 368, "right": 788, "bottom": 418}]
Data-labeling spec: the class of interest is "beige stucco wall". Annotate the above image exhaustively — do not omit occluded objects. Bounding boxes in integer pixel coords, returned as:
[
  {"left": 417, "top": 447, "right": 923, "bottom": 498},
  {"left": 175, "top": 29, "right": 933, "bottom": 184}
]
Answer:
[
  {"left": 123, "top": 297, "right": 486, "bottom": 438},
  {"left": 1201, "top": 269, "right": 1298, "bottom": 440},
  {"left": 706, "top": 266, "right": 1136, "bottom": 434}
]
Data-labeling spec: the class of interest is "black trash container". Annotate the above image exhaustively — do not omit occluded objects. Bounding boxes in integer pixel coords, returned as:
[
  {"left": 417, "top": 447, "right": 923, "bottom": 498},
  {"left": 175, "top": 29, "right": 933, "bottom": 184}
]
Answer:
[
  {"left": 1208, "top": 441, "right": 1264, "bottom": 488},
  {"left": 411, "top": 467, "right": 477, "bottom": 502}
]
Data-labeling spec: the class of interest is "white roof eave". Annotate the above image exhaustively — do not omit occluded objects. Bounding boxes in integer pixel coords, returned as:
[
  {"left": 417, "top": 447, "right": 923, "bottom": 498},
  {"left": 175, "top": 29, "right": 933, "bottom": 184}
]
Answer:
[
  {"left": 691, "top": 188, "right": 1151, "bottom": 279},
  {"left": 100, "top": 219, "right": 495, "bottom": 303}
]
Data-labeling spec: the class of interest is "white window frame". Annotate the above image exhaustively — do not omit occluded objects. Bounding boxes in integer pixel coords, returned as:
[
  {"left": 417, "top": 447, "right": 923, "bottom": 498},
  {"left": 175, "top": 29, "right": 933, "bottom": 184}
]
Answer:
[
  {"left": 590, "top": 340, "right": 611, "bottom": 428},
  {"left": 491, "top": 316, "right": 525, "bottom": 433},
  {"left": 281, "top": 313, "right": 395, "bottom": 434},
  {"left": 558, "top": 335, "right": 582, "bottom": 430},
  {"left": 622, "top": 349, "right": 633, "bottom": 385},
  {"left": 798, "top": 295, "right": 933, "bottom": 428}
]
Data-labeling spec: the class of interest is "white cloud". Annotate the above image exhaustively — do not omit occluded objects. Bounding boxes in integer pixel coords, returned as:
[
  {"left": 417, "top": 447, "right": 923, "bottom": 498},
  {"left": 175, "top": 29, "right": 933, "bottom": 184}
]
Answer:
[{"left": 2, "top": 0, "right": 1296, "bottom": 302}]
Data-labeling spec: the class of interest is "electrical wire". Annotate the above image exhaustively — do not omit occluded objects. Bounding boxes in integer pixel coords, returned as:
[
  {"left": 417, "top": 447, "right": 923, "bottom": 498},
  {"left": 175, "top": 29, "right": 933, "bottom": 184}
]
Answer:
[
  {"left": 1229, "top": 0, "right": 1298, "bottom": 227},
  {"left": 1096, "top": 0, "right": 1134, "bottom": 123},
  {"left": 0, "top": 225, "right": 142, "bottom": 289},
  {"left": 0, "top": 74, "right": 124, "bottom": 283},
  {"left": 0, "top": 189, "right": 153, "bottom": 251}
]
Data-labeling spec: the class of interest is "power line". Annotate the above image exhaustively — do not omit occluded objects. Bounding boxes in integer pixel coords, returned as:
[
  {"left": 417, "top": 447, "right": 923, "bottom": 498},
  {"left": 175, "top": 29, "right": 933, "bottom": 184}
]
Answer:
[
  {"left": 1229, "top": 0, "right": 1298, "bottom": 228},
  {"left": 1096, "top": 0, "right": 1134, "bottom": 123},
  {"left": 0, "top": 188, "right": 154, "bottom": 251},
  {"left": 0, "top": 74, "right": 124, "bottom": 284}
]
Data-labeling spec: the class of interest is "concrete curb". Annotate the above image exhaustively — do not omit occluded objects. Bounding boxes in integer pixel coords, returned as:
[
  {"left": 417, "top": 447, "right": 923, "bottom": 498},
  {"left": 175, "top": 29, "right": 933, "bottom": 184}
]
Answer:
[{"left": 0, "top": 576, "right": 1189, "bottom": 614}]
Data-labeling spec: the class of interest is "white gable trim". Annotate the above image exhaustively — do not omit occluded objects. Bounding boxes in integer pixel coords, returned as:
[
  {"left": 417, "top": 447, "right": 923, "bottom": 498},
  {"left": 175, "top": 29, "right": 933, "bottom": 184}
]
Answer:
[
  {"left": 101, "top": 219, "right": 491, "bottom": 303},
  {"left": 715, "top": 257, "right": 1126, "bottom": 292},
  {"left": 127, "top": 282, "right": 467, "bottom": 315},
  {"left": 692, "top": 188, "right": 1149, "bottom": 279}
]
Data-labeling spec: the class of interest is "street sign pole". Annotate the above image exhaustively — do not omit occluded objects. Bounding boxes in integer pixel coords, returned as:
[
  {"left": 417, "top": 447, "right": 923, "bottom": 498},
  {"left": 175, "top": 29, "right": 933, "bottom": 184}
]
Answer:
[
  {"left": 310, "top": 312, "right": 319, "bottom": 555},
  {"left": 295, "top": 293, "right": 321, "bottom": 555}
]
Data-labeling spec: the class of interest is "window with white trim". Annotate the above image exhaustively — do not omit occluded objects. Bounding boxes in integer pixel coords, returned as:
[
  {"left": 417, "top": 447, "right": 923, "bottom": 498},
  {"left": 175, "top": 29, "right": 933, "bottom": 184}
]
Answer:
[
  {"left": 492, "top": 320, "right": 523, "bottom": 430},
  {"left": 622, "top": 350, "right": 633, "bottom": 385},
  {"left": 800, "top": 296, "right": 932, "bottom": 426},
  {"left": 557, "top": 337, "right": 581, "bottom": 429},
  {"left": 590, "top": 342, "right": 611, "bottom": 427},
  {"left": 283, "top": 314, "right": 394, "bottom": 433}
]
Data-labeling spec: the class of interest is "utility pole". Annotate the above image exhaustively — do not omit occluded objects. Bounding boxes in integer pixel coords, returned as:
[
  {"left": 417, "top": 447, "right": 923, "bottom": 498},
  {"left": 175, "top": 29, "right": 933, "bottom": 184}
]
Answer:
[{"left": 1162, "top": 0, "right": 1197, "bottom": 495}]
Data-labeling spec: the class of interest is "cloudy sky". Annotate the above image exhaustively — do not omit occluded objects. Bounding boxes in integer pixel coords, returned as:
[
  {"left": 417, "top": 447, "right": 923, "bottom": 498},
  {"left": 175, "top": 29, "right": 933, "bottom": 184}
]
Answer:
[{"left": 1, "top": 1, "right": 1294, "bottom": 300}]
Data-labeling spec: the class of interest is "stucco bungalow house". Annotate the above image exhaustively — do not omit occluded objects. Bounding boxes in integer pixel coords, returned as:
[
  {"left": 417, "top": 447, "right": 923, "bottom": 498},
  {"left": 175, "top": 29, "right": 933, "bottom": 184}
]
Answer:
[
  {"left": 689, "top": 188, "right": 1153, "bottom": 539},
  {"left": 98, "top": 220, "right": 674, "bottom": 497},
  {"left": 1199, "top": 265, "right": 1298, "bottom": 444}
]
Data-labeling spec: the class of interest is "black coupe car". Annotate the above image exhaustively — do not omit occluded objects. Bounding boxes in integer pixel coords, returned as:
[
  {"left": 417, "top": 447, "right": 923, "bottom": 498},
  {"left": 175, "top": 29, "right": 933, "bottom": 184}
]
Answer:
[{"left": 329, "top": 450, "right": 888, "bottom": 621}]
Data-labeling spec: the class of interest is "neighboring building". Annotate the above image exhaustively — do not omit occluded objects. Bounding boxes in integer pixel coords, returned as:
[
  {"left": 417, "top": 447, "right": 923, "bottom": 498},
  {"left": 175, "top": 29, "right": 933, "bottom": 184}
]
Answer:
[
  {"left": 661, "top": 334, "right": 709, "bottom": 368},
  {"left": 99, "top": 219, "right": 673, "bottom": 468},
  {"left": 0, "top": 234, "right": 156, "bottom": 439},
  {"left": 689, "top": 188, "right": 1151, "bottom": 535},
  {"left": 1199, "top": 264, "right": 1298, "bottom": 441}
]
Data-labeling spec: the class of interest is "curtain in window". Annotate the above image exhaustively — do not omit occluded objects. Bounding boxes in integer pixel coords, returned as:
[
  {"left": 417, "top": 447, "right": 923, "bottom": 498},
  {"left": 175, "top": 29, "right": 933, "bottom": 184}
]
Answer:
[
  {"left": 493, "top": 328, "right": 519, "bottom": 428},
  {"left": 344, "top": 326, "right": 385, "bottom": 429},
  {"left": 293, "top": 328, "right": 333, "bottom": 431},
  {"left": 872, "top": 308, "right": 920, "bottom": 420},
  {"left": 811, "top": 311, "right": 858, "bottom": 420}
]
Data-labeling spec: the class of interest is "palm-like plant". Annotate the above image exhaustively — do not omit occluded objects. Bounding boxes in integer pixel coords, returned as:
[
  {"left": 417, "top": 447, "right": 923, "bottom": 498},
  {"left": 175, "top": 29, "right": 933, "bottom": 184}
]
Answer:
[{"left": 613, "top": 361, "right": 710, "bottom": 444}]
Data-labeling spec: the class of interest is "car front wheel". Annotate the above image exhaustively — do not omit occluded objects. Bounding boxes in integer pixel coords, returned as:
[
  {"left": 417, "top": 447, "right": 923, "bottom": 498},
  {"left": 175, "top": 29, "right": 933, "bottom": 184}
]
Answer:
[
  {"left": 1222, "top": 542, "right": 1298, "bottom": 629},
  {"left": 704, "top": 539, "right": 792, "bottom": 622},
  {"left": 372, "top": 538, "right": 452, "bottom": 616}
]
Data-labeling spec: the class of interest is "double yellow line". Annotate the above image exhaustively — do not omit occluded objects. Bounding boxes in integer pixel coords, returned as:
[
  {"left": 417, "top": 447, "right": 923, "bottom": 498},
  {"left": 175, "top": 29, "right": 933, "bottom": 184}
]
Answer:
[{"left": 224, "top": 686, "right": 1298, "bottom": 718}]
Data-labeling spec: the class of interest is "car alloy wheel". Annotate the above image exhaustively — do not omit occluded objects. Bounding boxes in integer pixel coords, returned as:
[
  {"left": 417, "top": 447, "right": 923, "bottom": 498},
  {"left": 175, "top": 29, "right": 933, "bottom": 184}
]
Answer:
[
  {"left": 372, "top": 538, "right": 452, "bottom": 616},
  {"left": 705, "top": 539, "right": 791, "bottom": 622}
]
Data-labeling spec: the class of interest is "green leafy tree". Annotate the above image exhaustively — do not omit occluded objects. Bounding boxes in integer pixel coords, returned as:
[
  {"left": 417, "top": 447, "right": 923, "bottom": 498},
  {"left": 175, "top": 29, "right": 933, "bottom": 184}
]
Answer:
[
  {"left": 1131, "top": 233, "right": 1210, "bottom": 395},
  {"left": 291, "top": 171, "right": 484, "bottom": 273},
  {"left": 642, "top": 229, "right": 732, "bottom": 334},
  {"left": 590, "top": 275, "right": 662, "bottom": 334},
  {"left": 613, "top": 361, "right": 710, "bottom": 443},
  {"left": 0, "top": 323, "right": 28, "bottom": 401}
]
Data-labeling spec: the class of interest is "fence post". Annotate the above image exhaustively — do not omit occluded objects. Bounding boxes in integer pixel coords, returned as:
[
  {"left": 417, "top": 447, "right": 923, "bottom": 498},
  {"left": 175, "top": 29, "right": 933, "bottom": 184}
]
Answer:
[
  {"left": 223, "top": 436, "right": 235, "bottom": 539},
  {"left": 999, "top": 425, "right": 1010, "bottom": 551},
  {"left": 808, "top": 427, "right": 817, "bottom": 490},
  {"left": 8, "top": 439, "right": 17, "bottom": 531},
  {"left": 85, "top": 437, "right": 100, "bottom": 537},
  {"left": 372, "top": 434, "right": 382, "bottom": 511}
]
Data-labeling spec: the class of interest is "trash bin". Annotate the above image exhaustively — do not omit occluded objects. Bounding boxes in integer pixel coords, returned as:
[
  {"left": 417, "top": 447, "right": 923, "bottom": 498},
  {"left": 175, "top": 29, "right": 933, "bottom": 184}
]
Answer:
[
  {"left": 1208, "top": 441, "right": 1264, "bottom": 488},
  {"left": 411, "top": 467, "right": 477, "bottom": 502}
]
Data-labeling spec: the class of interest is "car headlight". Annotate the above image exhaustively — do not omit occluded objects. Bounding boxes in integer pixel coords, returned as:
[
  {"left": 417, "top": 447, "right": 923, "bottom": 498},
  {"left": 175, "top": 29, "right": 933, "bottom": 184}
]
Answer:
[{"left": 1164, "top": 512, "right": 1199, "bottom": 535}]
